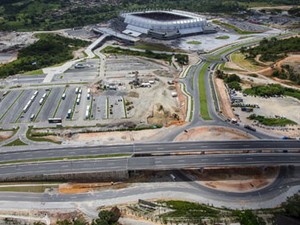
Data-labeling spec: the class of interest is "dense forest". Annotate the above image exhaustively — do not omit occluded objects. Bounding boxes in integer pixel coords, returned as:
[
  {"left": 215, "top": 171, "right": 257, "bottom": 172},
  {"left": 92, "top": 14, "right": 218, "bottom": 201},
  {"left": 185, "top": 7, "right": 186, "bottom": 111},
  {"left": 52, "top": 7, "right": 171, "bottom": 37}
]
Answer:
[
  {"left": 0, "top": 0, "right": 298, "bottom": 31},
  {"left": 0, "top": 34, "right": 90, "bottom": 77}
]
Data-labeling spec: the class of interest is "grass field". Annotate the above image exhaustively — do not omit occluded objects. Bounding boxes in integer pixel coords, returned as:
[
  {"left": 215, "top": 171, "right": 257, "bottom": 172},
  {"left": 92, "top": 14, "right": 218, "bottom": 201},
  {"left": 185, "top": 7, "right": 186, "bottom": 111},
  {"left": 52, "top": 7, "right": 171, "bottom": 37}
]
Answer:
[
  {"left": 187, "top": 41, "right": 202, "bottom": 45},
  {"left": 133, "top": 42, "right": 175, "bottom": 52},
  {"left": 231, "top": 52, "right": 265, "bottom": 71},
  {"left": 215, "top": 35, "right": 230, "bottom": 40},
  {"left": 22, "top": 69, "right": 44, "bottom": 75},
  {"left": 0, "top": 184, "right": 58, "bottom": 193},
  {"left": 4, "top": 139, "right": 27, "bottom": 147},
  {"left": 198, "top": 63, "right": 211, "bottom": 120}
]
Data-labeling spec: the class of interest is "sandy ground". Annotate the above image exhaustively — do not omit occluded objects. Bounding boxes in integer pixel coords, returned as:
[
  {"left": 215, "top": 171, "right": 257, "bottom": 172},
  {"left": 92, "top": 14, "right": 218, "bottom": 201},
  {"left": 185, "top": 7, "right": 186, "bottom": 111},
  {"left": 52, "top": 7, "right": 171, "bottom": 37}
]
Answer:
[
  {"left": 234, "top": 93, "right": 300, "bottom": 138},
  {"left": 185, "top": 167, "right": 279, "bottom": 193},
  {"left": 0, "top": 131, "right": 14, "bottom": 142},
  {"left": 215, "top": 77, "right": 236, "bottom": 119},
  {"left": 69, "top": 127, "right": 172, "bottom": 145},
  {"left": 175, "top": 126, "right": 255, "bottom": 141},
  {"left": 0, "top": 32, "right": 37, "bottom": 52}
]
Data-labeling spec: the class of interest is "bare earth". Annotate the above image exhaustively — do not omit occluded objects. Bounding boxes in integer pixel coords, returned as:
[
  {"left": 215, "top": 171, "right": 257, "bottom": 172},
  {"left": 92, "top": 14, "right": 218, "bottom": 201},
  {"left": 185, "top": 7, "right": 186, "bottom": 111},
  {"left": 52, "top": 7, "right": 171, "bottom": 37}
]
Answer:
[
  {"left": 58, "top": 182, "right": 128, "bottom": 194},
  {"left": 0, "top": 131, "right": 14, "bottom": 142},
  {"left": 175, "top": 126, "right": 255, "bottom": 141},
  {"left": 235, "top": 93, "right": 300, "bottom": 138},
  {"left": 68, "top": 127, "right": 173, "bottom": 145},
  {"left": 215, "top": 78, "right": 236, "bottom": 119},
  {"left": 185, "top": 167, "right": 279, "bottom": 193}
]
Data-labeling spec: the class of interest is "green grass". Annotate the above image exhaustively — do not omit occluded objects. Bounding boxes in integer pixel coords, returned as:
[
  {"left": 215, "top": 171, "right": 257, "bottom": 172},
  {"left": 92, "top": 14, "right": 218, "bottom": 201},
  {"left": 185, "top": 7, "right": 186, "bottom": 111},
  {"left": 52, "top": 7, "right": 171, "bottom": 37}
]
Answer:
[
  {"left": 22, "top": 69, "right": 44, "bottom": 75},
  {"left": 0, "top": 154, "right": 131, "bottom": 166},
  {"left": 133, "top": 41, "right": 175, "bottom": 52},
  {"left": 248, "top": 114, "right": 297, "bottom": 126},
  {"left": 4, "top": 138, "right": 27, "bottom": 147},
  {"left": 231, "top": 52, "right": 265, "bottom": 71},
  {"left": 0, "top": 185, "right": 58, "bottom": 193},
  {"left": 187, "top": 41, "right": 202, "bottom": 45},
  {"left": 215, "top": 35, "right": 230, "bottom": 40},
  {"left": 198, "top": 63, "right": 211, "bottom": 120},
  {"left": 212, "top": 20, "right": 260, "bottom": 35},
  {"left": 159, "top": 200, "right": 219, "bottom": 219}
]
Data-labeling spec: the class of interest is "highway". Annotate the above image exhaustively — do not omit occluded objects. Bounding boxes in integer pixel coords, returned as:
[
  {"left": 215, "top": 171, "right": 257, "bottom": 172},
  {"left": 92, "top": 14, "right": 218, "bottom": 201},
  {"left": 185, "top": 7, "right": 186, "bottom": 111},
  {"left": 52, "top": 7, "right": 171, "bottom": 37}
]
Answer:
[
  {"left": 0, "top": 140, "right": 299, "bottom": 163},
  {"left": 1, "top": 153, "right": 300, "bottom": 179}
]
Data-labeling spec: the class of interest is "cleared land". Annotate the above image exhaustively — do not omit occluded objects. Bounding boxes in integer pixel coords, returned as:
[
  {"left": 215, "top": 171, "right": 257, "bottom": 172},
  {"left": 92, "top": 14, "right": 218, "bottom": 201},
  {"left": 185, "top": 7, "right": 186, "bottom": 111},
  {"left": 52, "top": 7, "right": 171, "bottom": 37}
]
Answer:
[{"left": 175, "top": 126, "right": 255, "bottom": 141}]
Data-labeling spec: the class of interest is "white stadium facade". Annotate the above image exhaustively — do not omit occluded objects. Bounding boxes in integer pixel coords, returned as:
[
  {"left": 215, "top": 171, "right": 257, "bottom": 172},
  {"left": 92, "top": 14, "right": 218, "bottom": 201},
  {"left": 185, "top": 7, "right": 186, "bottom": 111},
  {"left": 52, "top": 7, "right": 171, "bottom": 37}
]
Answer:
[{"left": 120, "top": 10, "right": 211, "bottom": 40}]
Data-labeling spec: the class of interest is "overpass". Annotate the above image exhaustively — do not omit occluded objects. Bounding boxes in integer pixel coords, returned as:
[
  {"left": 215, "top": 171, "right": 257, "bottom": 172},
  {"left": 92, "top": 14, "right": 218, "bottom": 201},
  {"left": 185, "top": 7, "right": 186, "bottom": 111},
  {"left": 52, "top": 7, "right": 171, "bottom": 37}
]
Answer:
[
  {"left": 0, "top": 140, "right": 299, "bottom": 163},
  {"left": 1, "top": 153, "right": 300, "bottom": 180}
]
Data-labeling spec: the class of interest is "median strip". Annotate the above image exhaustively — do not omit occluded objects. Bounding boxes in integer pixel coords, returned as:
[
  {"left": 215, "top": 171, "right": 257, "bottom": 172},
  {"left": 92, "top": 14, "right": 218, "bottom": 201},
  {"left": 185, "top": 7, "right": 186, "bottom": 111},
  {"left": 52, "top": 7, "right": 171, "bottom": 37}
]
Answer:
[
  {"left": 0, "top": 154, "right": 131, "bottom": 166},
  {"left": 198, "top": 63, "right": 211, "bottom": 120}
]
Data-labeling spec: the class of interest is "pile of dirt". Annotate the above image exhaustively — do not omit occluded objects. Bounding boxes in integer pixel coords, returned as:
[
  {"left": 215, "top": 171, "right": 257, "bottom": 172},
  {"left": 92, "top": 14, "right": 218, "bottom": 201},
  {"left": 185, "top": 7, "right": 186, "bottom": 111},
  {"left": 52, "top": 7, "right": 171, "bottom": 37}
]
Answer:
[
  {"left": 175, "top": 126, "right": 255, "bottom": 141},
  {"left": 147, "top": 103, "right": 181, "bottom": 126}
]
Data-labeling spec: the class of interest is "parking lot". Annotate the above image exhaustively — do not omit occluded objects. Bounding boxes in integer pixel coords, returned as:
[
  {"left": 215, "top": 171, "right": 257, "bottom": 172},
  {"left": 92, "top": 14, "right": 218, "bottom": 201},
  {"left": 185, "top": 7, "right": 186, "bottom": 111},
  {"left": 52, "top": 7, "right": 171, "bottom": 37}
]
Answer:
[
  {"left": 52, "top": 59, "right": 99, "bottom": 83},
  {"left": 105, "top": 55, "right": 166, "bottom": 78},
  {"left": 0, "top": 85, "right": 129, "bottom": 126}
]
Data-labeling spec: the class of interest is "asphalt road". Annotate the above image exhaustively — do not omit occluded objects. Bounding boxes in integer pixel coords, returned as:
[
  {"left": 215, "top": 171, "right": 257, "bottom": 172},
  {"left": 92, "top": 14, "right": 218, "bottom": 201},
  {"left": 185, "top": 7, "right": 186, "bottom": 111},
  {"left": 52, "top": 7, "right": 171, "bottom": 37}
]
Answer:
[
  {"left": 0, "top": 140, "right": 299, "bottom": 163},
  {"left": 1, "top": 153, "right": 300, "bottom": 179}
]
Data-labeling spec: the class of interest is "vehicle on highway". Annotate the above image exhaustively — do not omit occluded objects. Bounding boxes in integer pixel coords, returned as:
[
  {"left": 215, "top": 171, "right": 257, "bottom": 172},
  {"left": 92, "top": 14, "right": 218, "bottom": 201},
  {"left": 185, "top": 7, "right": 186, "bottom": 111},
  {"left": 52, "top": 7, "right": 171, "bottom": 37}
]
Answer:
[{"left": 244, "top": 125, "right": 256, "bottom": 132}]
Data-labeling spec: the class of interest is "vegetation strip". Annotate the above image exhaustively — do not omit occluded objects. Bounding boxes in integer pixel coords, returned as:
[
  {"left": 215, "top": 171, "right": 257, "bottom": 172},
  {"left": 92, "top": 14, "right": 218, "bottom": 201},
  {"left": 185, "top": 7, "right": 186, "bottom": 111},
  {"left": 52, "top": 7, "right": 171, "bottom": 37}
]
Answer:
[
  {"left": 212, "top": 20, "right": 260, "bottom": 35},
  {"left": 34, "top": 89, "right": 52, "bottom": 122},
  {"left": 53, "top": 86, "right": 67, "bottom": 117},
  {"left": 0, "top": 154, "right": 131, "bottom": 166},
  {"left": 122, "top": 97, "right": 127, "bottom": 118},
  {"left": 71, "top": 92, "right": 79, "bottom": 120},
  {"left": 0, "top": 90, "right": 24, "bottom": 121},
  {"left": 26, "top": 126, "right": 61, "bottom": 144},
  {"left": 248, "top": 114, "right": 297, "bottom": 126},
  {"left": 198, "top": 63, "right": 211, "bottom": 120}
]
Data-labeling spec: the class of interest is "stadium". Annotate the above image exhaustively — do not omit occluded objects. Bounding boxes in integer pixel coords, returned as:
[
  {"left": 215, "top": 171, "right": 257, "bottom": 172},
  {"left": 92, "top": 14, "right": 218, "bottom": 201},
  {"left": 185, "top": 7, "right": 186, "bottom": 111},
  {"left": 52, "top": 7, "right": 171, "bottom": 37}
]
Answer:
[{"left": 119, "top": 10, "right": 212, "bottom": 40}]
